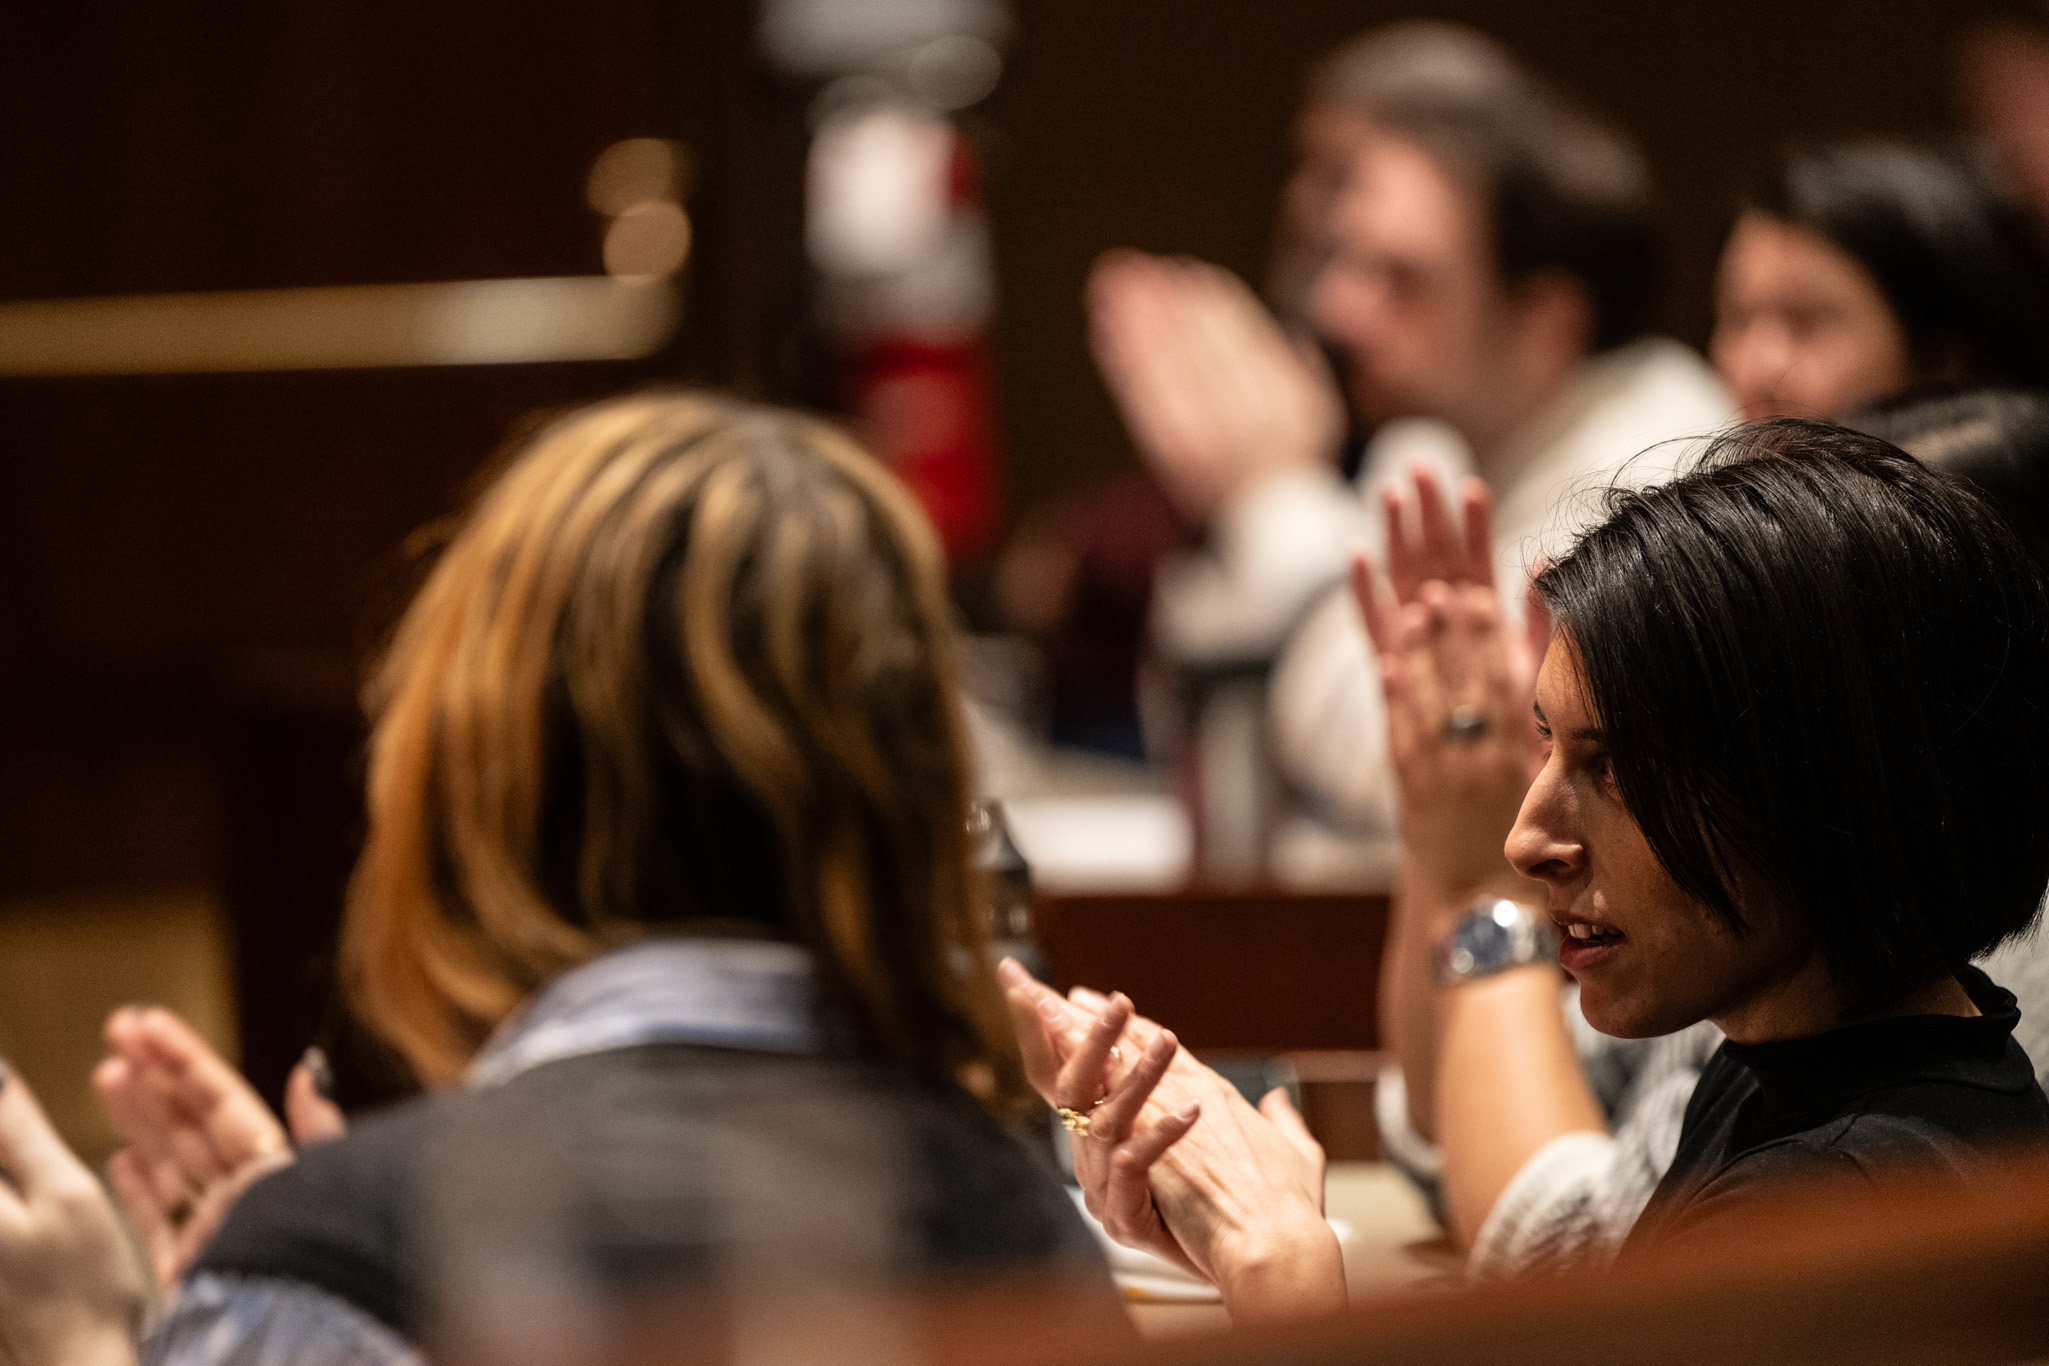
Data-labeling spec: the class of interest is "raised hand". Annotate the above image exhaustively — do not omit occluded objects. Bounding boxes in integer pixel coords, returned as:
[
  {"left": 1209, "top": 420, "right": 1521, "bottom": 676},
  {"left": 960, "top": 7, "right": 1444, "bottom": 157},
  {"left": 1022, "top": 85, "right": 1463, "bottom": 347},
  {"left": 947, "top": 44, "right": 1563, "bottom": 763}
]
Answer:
[
  {"left": 1378, "top": 465, "right": 1496, "bottom": 606},
  {"left": 0, "top": 1060, "right": 145, "bottom": 1366},
  {"left": 1353, "top": 473, "right": 1554, "bottom": 1153},
  {"left": 1359, "top": 573, "right": 1539, "bottom": 891},
  {"left": 1353, "top": 470, "right": 1553, "bottom": 853},
  {"left": 1357, "top": 467, "right": 1552, "bottom": 702},
  {"left": 94, "top": 1008, "right": 345, "bottom": 1299},
  {"left": 1088, "top": 250, "right": 1344, "bottom": 521}
]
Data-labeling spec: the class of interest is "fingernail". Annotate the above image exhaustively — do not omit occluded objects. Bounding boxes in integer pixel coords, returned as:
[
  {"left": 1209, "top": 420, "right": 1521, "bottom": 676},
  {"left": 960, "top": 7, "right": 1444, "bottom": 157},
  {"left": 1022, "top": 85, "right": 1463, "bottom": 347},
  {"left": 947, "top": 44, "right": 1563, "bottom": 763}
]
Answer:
[
  {"left": 300, "top": 1047, "right": 335, "bottom": 1101},
  {"left": 1177, "top": 1101, "right": 1200, "bottom": 1123},
  {"left": 1037, "top": 998, "right": 1064, "bottom": 1023},
  {"left": 995, "top": 957, "right": 1022, "bottom": 983}
]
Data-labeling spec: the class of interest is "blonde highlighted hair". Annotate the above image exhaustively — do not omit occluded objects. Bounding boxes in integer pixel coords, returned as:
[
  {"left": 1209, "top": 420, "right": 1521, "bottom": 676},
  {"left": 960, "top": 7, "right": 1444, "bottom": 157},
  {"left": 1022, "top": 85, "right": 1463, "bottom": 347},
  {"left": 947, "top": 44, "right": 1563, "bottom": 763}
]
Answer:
[{"left": 342, "top": 391, "right": 1025, "bottom": 1111}]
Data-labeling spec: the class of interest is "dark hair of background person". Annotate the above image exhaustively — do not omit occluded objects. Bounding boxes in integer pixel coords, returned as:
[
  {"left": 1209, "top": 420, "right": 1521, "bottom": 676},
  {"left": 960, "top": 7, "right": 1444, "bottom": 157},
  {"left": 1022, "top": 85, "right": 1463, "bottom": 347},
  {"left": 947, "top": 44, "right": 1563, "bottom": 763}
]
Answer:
[
  {"left": 1848, "top": 388, "right": 2049, "bottom": 573},
  {"left": 342, "top": 390, "right": 1028, "bottom": 1110},
  {"left": 1535, "top": 419, "right": 2049, "bottom": 1008},
  {"left": 1305, "top": 20, "right": 1661, "bottom": 352},
  {"left": 1745, "top": 141, "right": 2049, "bottom": 390}
]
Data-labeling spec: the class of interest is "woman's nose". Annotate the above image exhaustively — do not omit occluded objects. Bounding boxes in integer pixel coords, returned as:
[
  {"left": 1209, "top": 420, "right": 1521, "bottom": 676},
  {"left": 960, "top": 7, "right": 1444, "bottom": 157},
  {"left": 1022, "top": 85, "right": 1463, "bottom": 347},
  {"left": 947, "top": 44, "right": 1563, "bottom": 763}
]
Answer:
[
  {"left": 1718, "top": 320, "right": 1794, "bottom": 418},
  {"left": 1506, "top": 771, "right": 1579, "bottom": 883}
]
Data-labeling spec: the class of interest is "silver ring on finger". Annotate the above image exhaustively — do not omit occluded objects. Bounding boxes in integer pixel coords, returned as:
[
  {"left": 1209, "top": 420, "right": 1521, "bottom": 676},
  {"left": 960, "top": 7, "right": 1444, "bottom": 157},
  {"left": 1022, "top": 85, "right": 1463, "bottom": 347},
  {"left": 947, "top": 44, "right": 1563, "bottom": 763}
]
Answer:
[{"left": 1443, "top": 706, "right": 1489, "bottom": 743}]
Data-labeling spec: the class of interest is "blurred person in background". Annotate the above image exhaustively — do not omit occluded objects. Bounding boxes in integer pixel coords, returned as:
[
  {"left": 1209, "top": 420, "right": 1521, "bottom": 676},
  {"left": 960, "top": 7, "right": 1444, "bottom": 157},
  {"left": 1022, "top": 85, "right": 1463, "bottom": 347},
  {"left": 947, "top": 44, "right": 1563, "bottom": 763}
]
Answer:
[
  {"left": 1001, "top": 21, "right": 1731, "bottom": 770},
  {"left": 1851, "top": 387, "right": 2049, "bottom": 567},
  {"left": 1326, "top": 130, "right": 2049, "bottom": 982},
  {"left": 70, "top": 392, "right": 1118, "bottom": 1365},
  {"left": 1960, "top": 5, "right": 2049, "bottom": 236},
  {"left": 1253, "top": 21, "right": 1731, "bottom": 868},
  {"left": 990, "top": 46, "right": 1374, "bottom": 758},
  {"left": 1713, "top": 140, "right": 2049, "bottom": 422}
]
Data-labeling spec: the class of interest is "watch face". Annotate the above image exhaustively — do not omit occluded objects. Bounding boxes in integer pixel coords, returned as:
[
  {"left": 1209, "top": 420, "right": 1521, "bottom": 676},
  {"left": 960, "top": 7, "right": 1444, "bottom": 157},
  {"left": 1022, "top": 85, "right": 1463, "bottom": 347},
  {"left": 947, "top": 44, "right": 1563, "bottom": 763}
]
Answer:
[
  {"left": 1447, "top": 908, "right": 1518, "bottom": 978},
  {"left": 1443, "top": 898, "right": 1548, "bottom": 982}
]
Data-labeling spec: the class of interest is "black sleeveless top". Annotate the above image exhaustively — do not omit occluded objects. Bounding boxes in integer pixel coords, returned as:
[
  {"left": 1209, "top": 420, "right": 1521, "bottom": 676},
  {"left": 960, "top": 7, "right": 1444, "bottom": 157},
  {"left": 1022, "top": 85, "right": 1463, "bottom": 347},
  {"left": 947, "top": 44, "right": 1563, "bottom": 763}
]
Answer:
[
  {"left": 1624, "top": 966, "right": 2049, "bottom": 1256},
  {"left": 193, "top": 1043, "right": 1113, "bottom": 1339}
]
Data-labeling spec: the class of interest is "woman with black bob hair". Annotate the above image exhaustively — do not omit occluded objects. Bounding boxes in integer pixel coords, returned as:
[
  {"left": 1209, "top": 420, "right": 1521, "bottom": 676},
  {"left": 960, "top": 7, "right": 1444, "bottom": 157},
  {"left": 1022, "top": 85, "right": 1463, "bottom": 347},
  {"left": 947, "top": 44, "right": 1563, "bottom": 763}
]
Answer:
[
  {"left": 1533, "top": 418, "right": 2049, "bottom": 1031},
  {"left": 1715, "top": 140, "right": 2049, "bottom": 421},
  {"left": 1527, "top": 421, "right": 2049, "bottom": 1247},
  {"left": 1008, "top": 419, "right": 2049, "bottom": 1316}
]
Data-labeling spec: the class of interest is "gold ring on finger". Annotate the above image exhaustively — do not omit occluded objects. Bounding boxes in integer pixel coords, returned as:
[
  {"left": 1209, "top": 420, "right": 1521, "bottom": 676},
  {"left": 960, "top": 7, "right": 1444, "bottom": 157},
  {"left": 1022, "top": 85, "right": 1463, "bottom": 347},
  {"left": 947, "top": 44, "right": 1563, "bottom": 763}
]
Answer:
[{"left": 1056, "top": 1095, "right": 1110, "bottom": 1137}]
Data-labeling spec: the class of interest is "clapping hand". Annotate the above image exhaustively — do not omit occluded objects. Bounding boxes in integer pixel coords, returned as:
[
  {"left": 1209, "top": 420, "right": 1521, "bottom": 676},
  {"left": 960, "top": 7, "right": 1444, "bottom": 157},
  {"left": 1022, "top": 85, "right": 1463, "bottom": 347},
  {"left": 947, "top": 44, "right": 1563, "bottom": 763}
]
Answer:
[
  {"left": 0, "top": 1060, "right": 145, "bottom": 1366},
  {"left": 94, "top": 1009, "right": 344, "bottom": 1300},
  {"left": 996, "top": 960, "right": 1344, "bottom": 1322},
  {"left": 1088, "top": 251, "right": 1344, "bottom": 521}
]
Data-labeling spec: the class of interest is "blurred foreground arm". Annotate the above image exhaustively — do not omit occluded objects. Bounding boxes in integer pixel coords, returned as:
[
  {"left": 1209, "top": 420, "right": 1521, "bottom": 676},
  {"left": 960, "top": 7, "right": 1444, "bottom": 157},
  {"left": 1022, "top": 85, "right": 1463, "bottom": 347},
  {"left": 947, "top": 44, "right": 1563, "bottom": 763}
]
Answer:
[
  {"left": 95, "top": 1009, "right": 343, "bottom": 1299},
  {"left": 0, "top": 1059, "right": 145, "bottom": 1366}
]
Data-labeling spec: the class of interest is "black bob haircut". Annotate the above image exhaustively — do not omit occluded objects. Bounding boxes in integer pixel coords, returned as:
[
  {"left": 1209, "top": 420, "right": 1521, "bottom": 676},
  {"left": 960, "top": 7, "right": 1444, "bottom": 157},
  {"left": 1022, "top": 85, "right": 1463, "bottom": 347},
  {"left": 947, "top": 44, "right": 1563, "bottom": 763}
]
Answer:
[
  {"left": 1745, "top": 141, "right": 2049, "bottom": 391},
  {"left": 1535, "top": 419, "right": 2049, "bottom": 1005}
]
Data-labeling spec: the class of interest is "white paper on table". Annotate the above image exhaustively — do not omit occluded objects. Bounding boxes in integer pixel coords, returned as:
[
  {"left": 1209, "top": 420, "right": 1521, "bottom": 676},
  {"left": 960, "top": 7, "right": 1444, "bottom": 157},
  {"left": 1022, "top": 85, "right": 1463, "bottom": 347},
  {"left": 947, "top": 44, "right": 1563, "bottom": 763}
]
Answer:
[{"left": 1003, "top": 796, "right": 1191, "bottom": 893}]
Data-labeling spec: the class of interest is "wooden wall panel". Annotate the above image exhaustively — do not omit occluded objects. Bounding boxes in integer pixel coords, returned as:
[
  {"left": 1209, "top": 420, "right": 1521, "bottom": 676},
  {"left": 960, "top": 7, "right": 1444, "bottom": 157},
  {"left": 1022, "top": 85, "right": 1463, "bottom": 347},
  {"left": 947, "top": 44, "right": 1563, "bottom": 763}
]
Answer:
[{"left": 0, "top": 0, "right": 806, "bottom": 1109}]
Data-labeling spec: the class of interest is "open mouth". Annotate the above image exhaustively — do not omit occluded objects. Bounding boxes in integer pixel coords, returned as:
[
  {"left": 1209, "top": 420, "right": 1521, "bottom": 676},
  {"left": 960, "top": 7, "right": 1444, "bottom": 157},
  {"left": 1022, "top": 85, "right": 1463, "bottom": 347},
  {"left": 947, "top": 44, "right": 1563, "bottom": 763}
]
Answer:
[{"left": 1557, "top": 919, "right": 1623, "bottom": 970}]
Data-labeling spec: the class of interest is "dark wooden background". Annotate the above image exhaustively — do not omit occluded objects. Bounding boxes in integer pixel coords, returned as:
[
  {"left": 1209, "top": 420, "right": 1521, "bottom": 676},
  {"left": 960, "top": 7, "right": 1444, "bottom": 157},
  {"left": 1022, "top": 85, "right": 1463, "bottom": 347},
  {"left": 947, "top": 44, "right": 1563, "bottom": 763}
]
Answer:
[{"left": 0, "top": 0, "right": 2010, "bottom": 1107}]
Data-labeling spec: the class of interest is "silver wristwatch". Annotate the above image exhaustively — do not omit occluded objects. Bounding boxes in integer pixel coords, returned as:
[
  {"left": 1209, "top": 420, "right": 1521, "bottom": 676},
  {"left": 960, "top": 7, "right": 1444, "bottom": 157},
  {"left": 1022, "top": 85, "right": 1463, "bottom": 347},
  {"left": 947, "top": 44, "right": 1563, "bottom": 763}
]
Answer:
[{"left": 1435, "top": 897, "right": 1557, "bottom": 985}]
